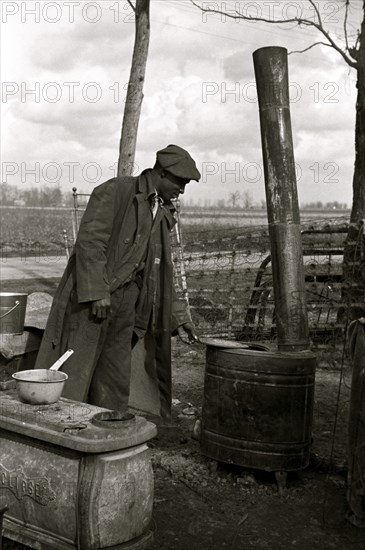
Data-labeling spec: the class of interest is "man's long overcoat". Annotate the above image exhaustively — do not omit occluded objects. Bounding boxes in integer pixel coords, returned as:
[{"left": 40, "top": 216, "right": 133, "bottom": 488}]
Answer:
[{"left": 35, "top": 175, "right": 189, "bottom": 418}]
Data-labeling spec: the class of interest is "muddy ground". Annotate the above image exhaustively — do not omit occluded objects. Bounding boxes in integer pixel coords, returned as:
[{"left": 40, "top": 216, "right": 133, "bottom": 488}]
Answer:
[
  {"left": 146, "top": 340, "right": 363, "bottom": 550},
  {"left": 2, "top": 317, "right": 363, "bottom": 549}
]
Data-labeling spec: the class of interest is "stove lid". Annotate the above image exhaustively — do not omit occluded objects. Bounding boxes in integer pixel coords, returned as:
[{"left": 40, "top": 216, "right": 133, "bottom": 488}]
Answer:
[{"left": 0, "top": 391, "right": 157, "bottom": 453}]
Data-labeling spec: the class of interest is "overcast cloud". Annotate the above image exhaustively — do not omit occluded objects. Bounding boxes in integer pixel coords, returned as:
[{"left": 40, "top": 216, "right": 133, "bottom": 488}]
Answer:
[{"left": 1, "top": 0, "right": 362, "bottom": 207}]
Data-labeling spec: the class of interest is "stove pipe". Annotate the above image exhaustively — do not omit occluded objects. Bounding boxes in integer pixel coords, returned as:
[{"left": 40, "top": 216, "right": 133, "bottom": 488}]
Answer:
[{"left": 253, "top": 46, "right": 309, "bottom": 351}]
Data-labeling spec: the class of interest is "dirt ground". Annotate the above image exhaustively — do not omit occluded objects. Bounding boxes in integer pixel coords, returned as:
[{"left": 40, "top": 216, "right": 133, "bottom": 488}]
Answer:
[
  {"left": 145, "top": 340, "right": 363, "bottom": 550},
  {"left": 1, "top": 303, "right": 363, "bottom": 549}
]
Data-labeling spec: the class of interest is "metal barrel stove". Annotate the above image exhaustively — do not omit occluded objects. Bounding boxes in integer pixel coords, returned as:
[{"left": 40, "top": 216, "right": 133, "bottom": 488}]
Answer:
[
  {"left": 200, "top": 47, "right": 316, "bottom": 479},
  {"left": 201, "top": 343, "right": 315, "bottom": 472}
]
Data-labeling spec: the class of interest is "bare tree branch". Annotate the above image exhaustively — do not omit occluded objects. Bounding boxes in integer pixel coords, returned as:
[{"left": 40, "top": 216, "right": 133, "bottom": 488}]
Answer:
[
  {"left": 190, "top": 1, "right": 313, "bottom": 26},
  {"left": 308, "top": 0, "right": 323, "bottom": 27},
  {"left": 289, "top": 42, "right": 334, "bottom": 55},
  {"left": 306, "top": 15, "right": 358, "bottom": 68},
  {"left": 190, "top": 0, "right": 358, "bottom": 69},
  {"left": 127, "top": 0, "right": 136, "bottom": 12},
  {"left": 344, "top": 0, "right": 350, "bottom": 51}
]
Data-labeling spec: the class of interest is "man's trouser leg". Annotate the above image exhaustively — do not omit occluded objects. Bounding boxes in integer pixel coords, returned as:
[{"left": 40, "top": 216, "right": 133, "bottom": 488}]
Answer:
[{"left": 87, "top": 281, "right": 140, "bottom": 411}]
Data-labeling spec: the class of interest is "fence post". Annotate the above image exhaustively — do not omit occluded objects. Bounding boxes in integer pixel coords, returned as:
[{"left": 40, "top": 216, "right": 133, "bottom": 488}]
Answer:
[
  {"left": 228, "top": 241, "right": 237, "bottom": 338},
  {"left": 174, "top": 200, "right": 191, "bottom": 318},
  {"left": 71, "top": 187, "right": 80, "bottom": 242}
]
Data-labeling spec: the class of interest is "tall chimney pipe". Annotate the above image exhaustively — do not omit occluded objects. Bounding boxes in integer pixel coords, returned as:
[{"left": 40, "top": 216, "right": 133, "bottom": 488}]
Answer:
[{"left": 253, "top": 46, "right": 309, "bottom": 351}]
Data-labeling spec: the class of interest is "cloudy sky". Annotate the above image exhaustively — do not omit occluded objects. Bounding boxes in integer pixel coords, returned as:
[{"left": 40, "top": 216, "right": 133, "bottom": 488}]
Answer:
[{"left": 1, "top": 0, "right": 362, "bottom": 207}]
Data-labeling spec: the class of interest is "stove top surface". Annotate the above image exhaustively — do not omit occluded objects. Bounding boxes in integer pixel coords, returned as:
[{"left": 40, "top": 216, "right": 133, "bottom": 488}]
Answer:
[{"left": 0, "top": 390, "right": 157, "bottom": 453}]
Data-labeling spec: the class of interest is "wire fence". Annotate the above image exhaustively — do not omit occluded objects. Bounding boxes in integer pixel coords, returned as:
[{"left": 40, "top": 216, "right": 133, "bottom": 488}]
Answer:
[
  {"left": 3, "top": 195, "right": 363, "bottom": 469},
  {"left": 64, "top": 189, "right": 365, "bottom": 352},
  {"left": 172, "top": 214, "right": 359, "bottom": 351}
]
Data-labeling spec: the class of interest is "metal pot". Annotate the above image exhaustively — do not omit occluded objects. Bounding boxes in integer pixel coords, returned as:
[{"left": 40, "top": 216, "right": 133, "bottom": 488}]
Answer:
[
  {"left": 12, "top": 369, "right": 68, "bottom": 405},
  {"left": 12, "top": 349, "right": 74, "bottom": 405}
]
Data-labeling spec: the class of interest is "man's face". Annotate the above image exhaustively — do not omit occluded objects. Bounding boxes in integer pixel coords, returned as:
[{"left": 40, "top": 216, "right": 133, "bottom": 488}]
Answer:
[{"left": 157, "top": 171, "right": 190, "bottom": 202}]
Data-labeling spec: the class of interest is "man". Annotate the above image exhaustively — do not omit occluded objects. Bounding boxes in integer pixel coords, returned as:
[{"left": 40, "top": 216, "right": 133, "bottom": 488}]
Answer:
[{"left": 35, "top": 144, "right": 200, "bottom": 418}]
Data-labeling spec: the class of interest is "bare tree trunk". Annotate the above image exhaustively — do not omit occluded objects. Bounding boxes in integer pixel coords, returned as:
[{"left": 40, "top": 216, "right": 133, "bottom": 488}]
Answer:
[
  {"left": 342, "top": 6, "right": 365, "bottom": 322},
  {"left": 117, "top": 0, "right": 150, "bottom": 177}
]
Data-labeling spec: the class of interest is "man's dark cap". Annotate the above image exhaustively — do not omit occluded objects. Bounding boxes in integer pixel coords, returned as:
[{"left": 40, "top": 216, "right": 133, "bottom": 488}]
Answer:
[{"left": 156, "top": 144, "right": 201, "bottom": 181}]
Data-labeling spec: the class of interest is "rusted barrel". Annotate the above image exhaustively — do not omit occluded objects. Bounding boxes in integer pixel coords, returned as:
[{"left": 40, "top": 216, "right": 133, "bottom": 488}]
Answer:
[{"left": 201, "top": 344, "right": 316, "bottom": 471}]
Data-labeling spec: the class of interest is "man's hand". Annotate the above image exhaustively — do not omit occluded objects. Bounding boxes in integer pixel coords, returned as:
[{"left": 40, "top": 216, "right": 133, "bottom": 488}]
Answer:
[
  {"left": 177, "top": 322, "right": 198, "bottom": 344},
  {"left": 91, "top": 297, "right": 111, "bottom": 320}
]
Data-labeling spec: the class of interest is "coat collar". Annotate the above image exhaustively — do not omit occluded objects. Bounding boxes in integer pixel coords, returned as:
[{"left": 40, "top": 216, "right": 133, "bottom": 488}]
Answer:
[
  {"left": 136, "top": 170, "right": 177, "bottom": 230},
  {"left": 138, "top": 169, "right": 157, "bottom": 200}
]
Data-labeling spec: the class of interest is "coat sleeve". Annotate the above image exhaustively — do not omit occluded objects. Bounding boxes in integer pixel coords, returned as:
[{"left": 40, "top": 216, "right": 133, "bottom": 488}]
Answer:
[
  {"left": 171, "top": 284, "right": 191, "bottom": 334},
  {"left": 75, "top": 179, "right": 116, "bottom": 303}
]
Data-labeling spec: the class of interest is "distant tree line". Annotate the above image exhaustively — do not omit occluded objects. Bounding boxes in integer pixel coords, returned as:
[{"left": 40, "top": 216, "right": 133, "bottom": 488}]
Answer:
[
  {"left": 300, "top": 201, "right": 348, "bottom": 210},
  {"left": 1, "top": 183, "right": 349, "bottom": 211},
  {"left": 0, "top": 183, "right": 70, "bottom": 207}
]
